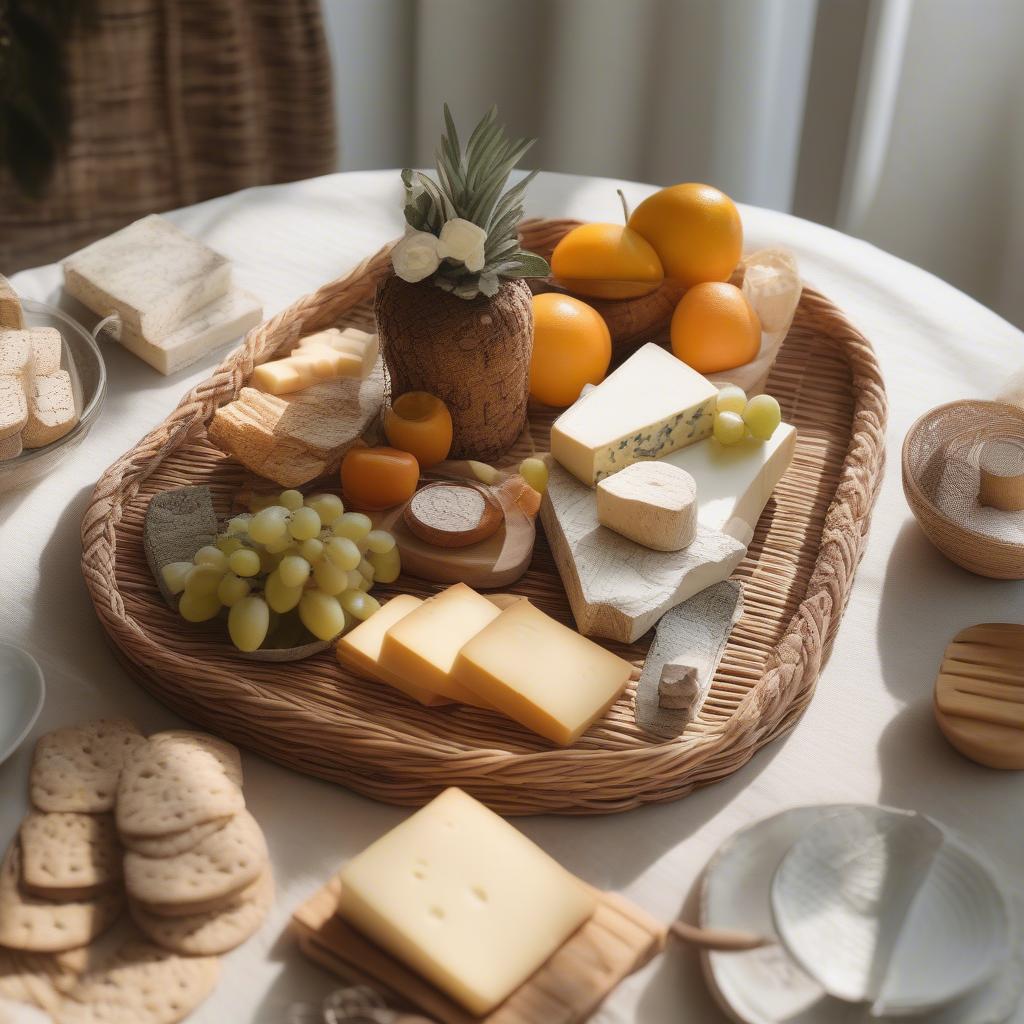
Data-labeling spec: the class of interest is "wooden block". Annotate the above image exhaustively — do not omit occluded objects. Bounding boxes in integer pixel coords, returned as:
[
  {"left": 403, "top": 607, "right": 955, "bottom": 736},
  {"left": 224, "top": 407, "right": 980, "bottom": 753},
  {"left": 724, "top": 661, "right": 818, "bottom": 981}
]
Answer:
[
  {"left": 403, "top": 481, "right": 504, "bottom": 548},
  {"left": 207, "top": 362, "right": 385, "bottom": 488},
  {"left": 0, "top": 274, "right": 24, "bottom": 330},
  {"left": 116, "top": 288, "right": 262, "bottom": 375},
  {"left": 63, "top": 214, "right": 231, "bottom": 340},
  {"left": 597, "top": 462, "right": 697, "bottom": 551},
  {"left": 636, "top": 581, "right": 744, "bottom": 736},
  {"left": 978, "top": 439, "right": 1024, "bottom": 511},
  {"left": 292, "top": 872, "right": 666, "bottom": 1024},
  {"left": 540, "top": 457, "right": 745, "bottom": 643},
  {"left": 934, "top": 623, "right": 1024, "bottom": 769}
]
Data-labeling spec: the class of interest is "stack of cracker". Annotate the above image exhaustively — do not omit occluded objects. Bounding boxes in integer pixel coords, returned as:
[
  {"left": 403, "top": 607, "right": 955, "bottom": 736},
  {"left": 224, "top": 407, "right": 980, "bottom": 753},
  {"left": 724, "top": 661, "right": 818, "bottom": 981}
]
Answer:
[
  {"left": 0, "top": 277, "right": 78, "bottom": 462},
  {"left": 62, "top": 215, "right": 262, "bottom": 376},
  {"left": 207, "top": 327, "right": 384, "bottom": 488},
  {"left": 0, "top": 720, "right": 273, "bottom": 1023}
]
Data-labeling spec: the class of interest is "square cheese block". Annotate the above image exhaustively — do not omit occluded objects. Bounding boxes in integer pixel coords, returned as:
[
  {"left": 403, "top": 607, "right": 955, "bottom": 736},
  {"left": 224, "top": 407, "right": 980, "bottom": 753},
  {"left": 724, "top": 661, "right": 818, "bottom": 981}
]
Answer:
[
  {"left": 337, "top": 594, "right": 453, "bottom": 707},
  {"left": 551, "top": 343, "right": 717, "bottom": 486},
  {"left": 63, "top": 214, "right": 232, "bottom": 340},
  {"left": 662, "top": 423, "right": 797, "bottom": 545},
  {"left": 29, "top": 327, "right": 63, "bottom": 376},
  {"left": 117, "top": 287, "right": 262, "bottom": 375},
  {"left": 21, "top": 370, "right": 78, "bottom": 449},
  {"left": 452, "top": 599, "right": 633, "bottom": 745},
  {"left": 252, "top": 345, "right": 365, "bottom": 395},
  {"left": 378, "top": 583, "right": 499, "bottom": 705},
  {"left": 297, "top": 327, "right": 379, "bottom": 377},
  {"left": 0, "top": 330, "right": 32, "bottom": 380},
  {"left": 0, "top": 377, "right": 28, "bottom": 440},
  {"left": 337, "top": 787, "right": 596, "bottom": 1016},
  {"left": 0, "top": 274, "right": 23, "bottom": 329}
]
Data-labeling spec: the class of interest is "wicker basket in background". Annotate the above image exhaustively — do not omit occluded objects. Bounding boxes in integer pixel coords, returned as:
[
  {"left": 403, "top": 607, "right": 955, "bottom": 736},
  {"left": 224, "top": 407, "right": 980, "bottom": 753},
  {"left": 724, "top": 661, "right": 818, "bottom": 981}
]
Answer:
[{"left": 0, "top": 0, "right": 336, "bottom": 273}]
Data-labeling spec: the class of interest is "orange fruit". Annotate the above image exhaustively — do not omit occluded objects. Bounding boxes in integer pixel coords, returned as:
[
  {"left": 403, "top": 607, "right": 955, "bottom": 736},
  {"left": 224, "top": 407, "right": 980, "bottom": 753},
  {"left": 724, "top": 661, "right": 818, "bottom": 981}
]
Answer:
[
  {"left": 670, "top": 282, "right": 761, "bottom": 374},
  {"left": 384, "top": 391, "right": 453, "bottom": 469},
  {"left": 341, "top": 446, "right": 419, "bottom": 510},
  {"left": 628, "top": 183, "right": 742, "bottom": 287},
  {"left": 529, "top": 293, "right": 612, "bottom": 407},
  {"left": 550, "top": 222, "right": 664, "bottom": 299}
]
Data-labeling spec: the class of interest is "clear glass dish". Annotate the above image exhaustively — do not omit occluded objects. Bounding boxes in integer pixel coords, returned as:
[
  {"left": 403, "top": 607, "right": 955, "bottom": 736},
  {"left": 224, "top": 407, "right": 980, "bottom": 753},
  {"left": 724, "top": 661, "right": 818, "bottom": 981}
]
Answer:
[{"left": 0, "top": 298, "right": 107, "bottom": 493}]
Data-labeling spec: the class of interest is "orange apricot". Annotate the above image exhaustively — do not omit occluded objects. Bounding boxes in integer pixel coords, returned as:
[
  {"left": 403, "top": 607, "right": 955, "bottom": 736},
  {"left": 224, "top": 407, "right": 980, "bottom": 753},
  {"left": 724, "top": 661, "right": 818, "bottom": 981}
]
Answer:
[
  {"left": 529, "top": 293, "right": 611, "bottom": 408},
  {"left": 340, "top": 446, "right": 419, "bottom": 511},
  {"left": 551, "top": 222, "right": 664, "bottom": 299},
  {"left": 384, "top": 391, "right": 453, "bottom": 470},
  {"left": 670, "top": 282, "right": 761, "bottom": 374}
]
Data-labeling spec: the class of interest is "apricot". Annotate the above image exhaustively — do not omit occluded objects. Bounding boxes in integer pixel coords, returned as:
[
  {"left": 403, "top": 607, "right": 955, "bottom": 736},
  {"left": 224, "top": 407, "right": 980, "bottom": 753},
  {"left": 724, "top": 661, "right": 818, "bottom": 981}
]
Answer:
[
  {"left": 670, "top": 282, "right": 760, "bottom": 374},
  {"left": 550, "top": 222, "right": 664, "bottom": 299},
  {"left": 529, "top": 293, "right": 611, "bottom": 408},
  {"left": 384, "top": 391, "right": 453, "bottom": 469},
  {"left": 340, "top": 447, "right": 419, "bottom": 511}
]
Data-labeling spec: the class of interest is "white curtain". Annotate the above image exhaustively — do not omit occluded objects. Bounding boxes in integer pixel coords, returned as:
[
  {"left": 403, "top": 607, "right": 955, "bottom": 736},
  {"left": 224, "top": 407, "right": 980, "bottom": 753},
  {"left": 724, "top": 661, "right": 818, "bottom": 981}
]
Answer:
[{"left": 321, "top": 0, "right": 1024, "bottom": 329}]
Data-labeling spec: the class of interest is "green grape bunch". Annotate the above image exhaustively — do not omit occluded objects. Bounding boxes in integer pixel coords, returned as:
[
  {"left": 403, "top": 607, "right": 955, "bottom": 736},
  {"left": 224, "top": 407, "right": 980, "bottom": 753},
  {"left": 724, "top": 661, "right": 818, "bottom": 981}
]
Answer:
[{"left": 160, "top": 490, "right": 399, "bottom": 653}]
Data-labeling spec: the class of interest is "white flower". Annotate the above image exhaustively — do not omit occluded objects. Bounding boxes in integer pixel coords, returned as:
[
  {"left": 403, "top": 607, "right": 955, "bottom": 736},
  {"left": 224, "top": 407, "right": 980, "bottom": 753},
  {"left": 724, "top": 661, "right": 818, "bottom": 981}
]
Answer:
[
  {"left": 391, "top": 229, "right": 441, "bottom": 283},
  {"left": 437, "top": 218, "right": 487, "bottom": 272}
]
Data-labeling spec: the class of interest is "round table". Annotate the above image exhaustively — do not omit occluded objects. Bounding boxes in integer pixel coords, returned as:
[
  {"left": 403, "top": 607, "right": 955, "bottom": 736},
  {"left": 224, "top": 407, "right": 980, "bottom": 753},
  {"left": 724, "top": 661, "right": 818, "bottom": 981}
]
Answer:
[{"left": 4, "top": 171, "right": 1023, "bottom": 1024}]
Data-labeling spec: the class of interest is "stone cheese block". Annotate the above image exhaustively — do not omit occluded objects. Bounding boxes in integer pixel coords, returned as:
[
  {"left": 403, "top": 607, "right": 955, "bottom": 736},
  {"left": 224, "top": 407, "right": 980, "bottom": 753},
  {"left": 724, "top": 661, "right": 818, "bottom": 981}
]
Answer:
[
  {"left": 117, "top": 288, "right": 262, "bottom": 375},
  {"left": 540, "top": 457, "right": 746, "bottom": 643},
  {"left": 63, "top": 214, "right": 232, "bottom": 341}
]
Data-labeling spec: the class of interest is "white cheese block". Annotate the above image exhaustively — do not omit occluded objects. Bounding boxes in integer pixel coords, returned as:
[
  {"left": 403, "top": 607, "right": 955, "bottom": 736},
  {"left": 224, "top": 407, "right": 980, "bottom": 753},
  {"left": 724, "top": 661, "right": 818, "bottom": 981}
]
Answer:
[
  {"left": 597, "top": 461, "right": 698, "bottom": 551},
  {"left": 337, "top": 787, "right": 596, "bottom": 1016},
  {"left": 662, "top": 424, "right": 798, "bottom": 545},
  {"left": 550, "top": 343, "right": 717, "bottom": 486},
  {"left": 29, "top": 327, "right": 63, "bottom": 375},
  {"left": 21, "top": 371, "right": 78, "bottom": 449},
  {"left": 117, "top": 288, "right": 262, "bottom": 375},
  {"left": 63, "top": 214, "right": 232, "bottom": 340}
]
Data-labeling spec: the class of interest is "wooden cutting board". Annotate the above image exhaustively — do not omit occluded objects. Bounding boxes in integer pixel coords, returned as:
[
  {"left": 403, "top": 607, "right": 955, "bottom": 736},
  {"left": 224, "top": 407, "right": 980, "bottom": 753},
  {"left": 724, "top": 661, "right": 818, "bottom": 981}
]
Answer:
[
  {"left": 934, "top": 623, "right": 1024, "bottom": 769},
  {"left": 292, "top": 872, "right": 666, "bottom": 1024}
]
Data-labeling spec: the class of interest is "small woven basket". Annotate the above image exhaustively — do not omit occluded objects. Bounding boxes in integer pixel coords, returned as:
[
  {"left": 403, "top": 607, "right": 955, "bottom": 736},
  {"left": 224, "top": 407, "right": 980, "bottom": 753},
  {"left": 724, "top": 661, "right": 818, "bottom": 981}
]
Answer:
[
  {"left": 80, "top": 219, "right": 887, "bottom": 815},
  {"left": 902, "top": 400, "right": 1024, "bottom": 578}
]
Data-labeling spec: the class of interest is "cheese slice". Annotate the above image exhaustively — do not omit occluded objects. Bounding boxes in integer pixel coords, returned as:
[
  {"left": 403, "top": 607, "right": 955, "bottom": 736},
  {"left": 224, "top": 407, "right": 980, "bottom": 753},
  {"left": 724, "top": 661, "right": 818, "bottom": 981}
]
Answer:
[
  {"left": 452, "top": 599, "right": 633, "bottom": 746},
  {"left": 378, "top": 583, "right": 499, "bottom": 704},
  {"left": 252, "top": 347, "right": 364, "bottom": 395},
  {"left": 337, "top": 787, "right": 596, "bottom": 1016},
  {"left": 551, "top": 343, "right": 717, "bottom": 486},
  {"left": 662, "top": 423, "right": 797, "bottom": 545},
  {"left": 117, "top": 287, "right": 262, "bottom": 375},
  {"left": 337, "top": 595, "right": 452, "bottom": 707},
  {"left": 63, "top": 214, "right": 232, "bottom": 340},
  {"left": 297, "top": 327, "right": 379, "bottom": 377}
]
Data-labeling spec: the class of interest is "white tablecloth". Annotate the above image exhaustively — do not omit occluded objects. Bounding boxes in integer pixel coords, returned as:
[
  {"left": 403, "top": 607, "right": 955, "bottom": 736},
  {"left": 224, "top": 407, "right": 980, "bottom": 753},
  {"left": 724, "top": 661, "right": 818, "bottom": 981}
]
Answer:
[{"left": 3, "top": 171, "right": 1023, "bottom": 1024}]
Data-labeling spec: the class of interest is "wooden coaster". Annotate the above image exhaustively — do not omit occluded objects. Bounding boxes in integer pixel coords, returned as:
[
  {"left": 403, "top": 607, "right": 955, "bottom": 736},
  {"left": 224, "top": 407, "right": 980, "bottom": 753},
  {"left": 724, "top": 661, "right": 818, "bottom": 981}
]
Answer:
[
  {"left": 978, "top": 439, "right": 1024, "bottom": 511},
  {"left": 404, "top": 482, "right": 503, "bottom": 549},
  {"left": 292, "top": 872, "right": 665, "bottom": 1024},
  {"left": 934, "top": 623, "right": 1024, "bottom": 769}
]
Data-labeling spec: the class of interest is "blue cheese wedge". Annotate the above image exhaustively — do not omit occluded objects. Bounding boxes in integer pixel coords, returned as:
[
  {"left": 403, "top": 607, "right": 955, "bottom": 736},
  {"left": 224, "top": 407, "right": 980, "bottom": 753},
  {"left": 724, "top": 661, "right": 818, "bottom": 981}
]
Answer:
[
  {"left": 550, "top": 343, "right": 717, "bottom": 486},
  {"left": 63, "top": 214, "right": 231, "bottom": 341}
]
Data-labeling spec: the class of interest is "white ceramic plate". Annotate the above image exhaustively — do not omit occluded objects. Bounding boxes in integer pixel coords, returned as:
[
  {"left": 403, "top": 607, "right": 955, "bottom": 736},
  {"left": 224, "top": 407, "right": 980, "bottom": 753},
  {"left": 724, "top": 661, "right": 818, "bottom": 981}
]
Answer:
[
  {"left": 700, "top": 804, "right": 1024, "bottom": 1024},
  {"left": 0, "top": 642, "right": 45, "bottom": 765}
]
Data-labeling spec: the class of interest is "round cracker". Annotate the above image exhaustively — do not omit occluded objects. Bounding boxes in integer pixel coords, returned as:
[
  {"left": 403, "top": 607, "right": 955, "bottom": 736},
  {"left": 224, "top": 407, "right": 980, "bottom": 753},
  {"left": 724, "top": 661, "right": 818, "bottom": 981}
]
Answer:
[{"left": 130, "top": 868, "right": 273, "bottom": 955}]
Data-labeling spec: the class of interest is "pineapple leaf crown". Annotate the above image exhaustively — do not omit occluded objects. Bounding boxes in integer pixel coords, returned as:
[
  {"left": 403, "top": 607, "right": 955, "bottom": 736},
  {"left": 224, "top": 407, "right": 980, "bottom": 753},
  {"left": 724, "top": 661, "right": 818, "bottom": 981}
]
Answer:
[{"left": 397, "top": 105, "right": 549, "bottom": 300}]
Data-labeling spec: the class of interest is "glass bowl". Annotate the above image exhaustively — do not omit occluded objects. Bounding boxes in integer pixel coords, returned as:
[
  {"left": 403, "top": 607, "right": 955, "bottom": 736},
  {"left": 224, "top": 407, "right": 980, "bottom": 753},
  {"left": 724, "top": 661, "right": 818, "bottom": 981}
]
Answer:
[{"left": 0, "top": 298, "right": 107, "bottom": 493}]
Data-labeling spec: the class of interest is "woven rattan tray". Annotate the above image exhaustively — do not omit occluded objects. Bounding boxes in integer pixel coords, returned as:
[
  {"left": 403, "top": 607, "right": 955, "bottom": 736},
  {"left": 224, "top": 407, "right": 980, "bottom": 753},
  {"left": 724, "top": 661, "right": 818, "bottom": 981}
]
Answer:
[{"left": 81, "top": 219, "right": 886, "bottom": 815}]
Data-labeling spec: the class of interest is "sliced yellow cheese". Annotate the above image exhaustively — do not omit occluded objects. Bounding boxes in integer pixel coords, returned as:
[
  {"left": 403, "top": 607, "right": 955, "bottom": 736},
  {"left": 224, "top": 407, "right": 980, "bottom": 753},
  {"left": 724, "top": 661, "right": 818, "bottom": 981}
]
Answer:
[
  {"left": 452, "top": 599, "right": 633, "bottom": 745},
  {"left": 337, "top": 787, "right": 596, "bottom": 1016},
  {"left": 378, "top": 583, "right": 499, "bottom": 705},
  {"left": 251, "top": 346, "right": 363, "bottom": 395},
  {"left": 297, "top": 327, "right": 379, "bottom": 376},
  {"left": 336, "top": 594, "right": 452, "bottom": 707}
]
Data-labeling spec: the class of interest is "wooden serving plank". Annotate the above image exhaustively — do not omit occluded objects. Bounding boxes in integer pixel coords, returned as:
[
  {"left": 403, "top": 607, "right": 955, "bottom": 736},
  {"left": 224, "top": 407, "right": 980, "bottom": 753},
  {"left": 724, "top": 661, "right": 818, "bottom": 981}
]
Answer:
[
  {"left": 292, "top": 872, "right": 666, "bottom": 1024},
  {"left": 934, "top": 623, "right": 1024, "bottom": 769}
]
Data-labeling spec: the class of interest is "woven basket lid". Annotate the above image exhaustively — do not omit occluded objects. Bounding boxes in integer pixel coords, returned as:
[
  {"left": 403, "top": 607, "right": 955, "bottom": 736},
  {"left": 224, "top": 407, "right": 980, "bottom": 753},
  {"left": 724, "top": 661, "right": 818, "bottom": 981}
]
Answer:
[{"left": 903, "top": 400, "right": 1024, "bottom": 578}]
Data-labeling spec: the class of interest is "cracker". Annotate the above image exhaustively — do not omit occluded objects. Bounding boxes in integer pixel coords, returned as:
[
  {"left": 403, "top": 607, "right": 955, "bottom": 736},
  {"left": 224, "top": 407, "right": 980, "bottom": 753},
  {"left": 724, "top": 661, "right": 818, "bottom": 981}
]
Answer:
[
  {"left": 30, "top": 719, "right": 145, "bottom": 814},
  {"left": 0, "top": 377, "right": 28, "bottom": 441},
  {"left": 20, "top": 813, "right": 121, "bottom": 898},
  {"left": 123, "top": 810, "right": 266, "bottom": 912},
  {"left": 28, "top": 327, "right": 62, "bottom": 376},
  {"left": 54, "top": 940, "right": 219, "bottom": 1024},
  {"left": 0, "top": 844, "right": 123, "bottom": 953},
  {"left": 130, "top": 868, "right": 273, "bottom": 955},
  {"left": 21, "top": 370, "right": 78, "bottom": 450},
  {"left": 116, "top": 734, "right": 244, "bottom": 839},
  {"left": 119, "top": 817, "right": 230, "bottom": 859}
]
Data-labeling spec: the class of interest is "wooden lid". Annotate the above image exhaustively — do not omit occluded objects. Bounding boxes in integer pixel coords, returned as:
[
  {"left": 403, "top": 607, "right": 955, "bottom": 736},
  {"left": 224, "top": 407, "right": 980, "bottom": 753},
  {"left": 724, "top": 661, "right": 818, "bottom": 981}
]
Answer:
[
  {"left": 934, "top": 623, "right": 1024, "bottom": 769},
  {"left": 403, "top": 481, "right": 504, "bottom": 549}
]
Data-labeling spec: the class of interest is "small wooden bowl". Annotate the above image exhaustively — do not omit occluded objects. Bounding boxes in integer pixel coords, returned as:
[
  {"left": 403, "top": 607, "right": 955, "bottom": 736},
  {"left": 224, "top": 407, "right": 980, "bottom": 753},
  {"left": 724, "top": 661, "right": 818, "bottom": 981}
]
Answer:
[{"left": 902, "top": 400, "right": 1024, "bottom": 578}]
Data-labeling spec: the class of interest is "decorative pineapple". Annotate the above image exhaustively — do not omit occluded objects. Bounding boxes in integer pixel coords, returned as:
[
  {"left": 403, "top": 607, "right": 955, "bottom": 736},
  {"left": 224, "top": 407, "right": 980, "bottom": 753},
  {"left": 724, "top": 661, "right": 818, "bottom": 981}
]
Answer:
[{"left": 374, "top": 106, "right": 550, "bottom": 460}]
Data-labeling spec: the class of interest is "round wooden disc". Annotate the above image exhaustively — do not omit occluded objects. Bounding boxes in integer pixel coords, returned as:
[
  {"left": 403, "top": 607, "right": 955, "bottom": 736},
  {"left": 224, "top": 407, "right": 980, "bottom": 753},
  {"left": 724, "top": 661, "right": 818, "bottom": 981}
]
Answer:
[
  {"left": 403, "top": 481, "right": 504, "bottom": 549},
  {"left": 978, "top": 438, "right": 1024, "bottom": 511},
  {"left": 934, "top": 623, "right": 1024, "bottom": 769}
]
